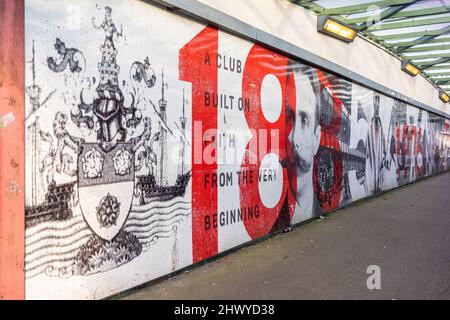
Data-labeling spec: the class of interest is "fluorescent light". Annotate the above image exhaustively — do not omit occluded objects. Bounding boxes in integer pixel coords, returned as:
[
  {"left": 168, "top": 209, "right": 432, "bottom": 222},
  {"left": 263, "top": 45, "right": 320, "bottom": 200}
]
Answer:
[
  {"left": 439, "top": 90, "right": 449, "bottom": 103},
  {"left": 317, "top": 16, "right": 357, "bottom": 43},
  {"left": 401, "top": 60, "right": 420, "bottom": 77}
]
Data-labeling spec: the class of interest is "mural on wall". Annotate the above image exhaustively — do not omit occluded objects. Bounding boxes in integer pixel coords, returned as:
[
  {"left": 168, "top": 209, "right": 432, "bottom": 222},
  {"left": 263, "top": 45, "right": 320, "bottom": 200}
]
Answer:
[
  {"left": 24, "top": 0, "right": 450, "bottom": 299},
  {"left": 25, "top": 2, "right": 192, "bottom": 289}
]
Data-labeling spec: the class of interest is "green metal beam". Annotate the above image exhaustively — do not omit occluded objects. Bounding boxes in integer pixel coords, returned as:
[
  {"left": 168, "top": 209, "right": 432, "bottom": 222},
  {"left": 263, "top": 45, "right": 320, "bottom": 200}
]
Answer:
[
  {"left": 376, "top": 27, "right": 450, "bottom": 40},
  {"left": 380, "top": 25, "right": 450, "bottom": 54},
  {"left": 368, "top": 15, "right": 450, "bottom": 31},
  {"left": 423, "top": 65, "right": 450, "bottom": 71},
  {"left": 435, "top": 80, "right": 450, "bottom": 85},
  {"left": 384, "top": 37, "right": 450, "bottom": 48},
  {"left": 424, "top": 71, "right": 450, "bottom": 77},
  {"left": 419, "top": 57, "right": 450, "bottom": 68},
  {"left": 407, "top": 52, "right": 450, "bottom": 60},
  {"left": 321, "top": 0, "right": 417, "bottom": 16},
  {"left": 345, "top": 7, "right": 450, "bottom": 24},
  {"left": 388, "top": 6, "right": 450, "bottom": 19},
  {"left": 400, "top": 44, "right": 450, "bottom": 53},
  {"left": 290, "top": 0, "right": 324, "bottom": 14},
  {"left": 430, "top": 76, "right": 450, "bottom": 81}
]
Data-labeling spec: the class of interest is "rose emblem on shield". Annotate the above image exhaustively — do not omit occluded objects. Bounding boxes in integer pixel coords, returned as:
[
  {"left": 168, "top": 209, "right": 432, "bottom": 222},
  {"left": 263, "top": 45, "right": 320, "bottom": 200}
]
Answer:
[
  {"left": 113, "top": 147, "right": 132, "bottom": 176},
  {"left": 96, "top": 193, "right": 121, "bottom": 228},
  {"left": 81, "top": 148, "right": 104, "bottom": 178}
]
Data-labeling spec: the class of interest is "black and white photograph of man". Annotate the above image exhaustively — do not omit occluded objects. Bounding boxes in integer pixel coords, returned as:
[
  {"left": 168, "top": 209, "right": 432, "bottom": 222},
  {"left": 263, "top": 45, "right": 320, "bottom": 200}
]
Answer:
[{"left": 286, "top": 64, "right": 323, "bottom": 224}]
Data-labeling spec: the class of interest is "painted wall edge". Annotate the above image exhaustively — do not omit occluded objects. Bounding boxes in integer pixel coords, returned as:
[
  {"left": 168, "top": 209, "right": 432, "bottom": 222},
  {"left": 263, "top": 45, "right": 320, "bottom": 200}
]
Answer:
[
  {"left": 147, "top": 0, "right": 450, "bottom": 121},
  {"left": 0, "top": 0, "right": 26, "bottom": 300}
]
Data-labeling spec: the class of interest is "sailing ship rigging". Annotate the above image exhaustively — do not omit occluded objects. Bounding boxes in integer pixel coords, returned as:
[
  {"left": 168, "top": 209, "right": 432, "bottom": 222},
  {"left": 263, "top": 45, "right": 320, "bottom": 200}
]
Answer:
[{"left": 136, "top": 71, "right": 191, "bottom": 204}]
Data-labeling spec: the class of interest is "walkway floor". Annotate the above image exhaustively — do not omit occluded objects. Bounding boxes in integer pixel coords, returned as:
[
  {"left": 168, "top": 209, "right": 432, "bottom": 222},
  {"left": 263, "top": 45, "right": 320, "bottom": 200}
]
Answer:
[{"left": 122, "top": 172, "right": 450, "bottom": 300}]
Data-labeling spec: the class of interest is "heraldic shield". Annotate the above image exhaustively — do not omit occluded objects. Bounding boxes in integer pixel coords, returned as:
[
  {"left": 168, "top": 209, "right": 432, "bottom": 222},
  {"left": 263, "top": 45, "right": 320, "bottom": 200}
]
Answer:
[{"left": 78, "top": 142, "right": 135, "bottom": 241}]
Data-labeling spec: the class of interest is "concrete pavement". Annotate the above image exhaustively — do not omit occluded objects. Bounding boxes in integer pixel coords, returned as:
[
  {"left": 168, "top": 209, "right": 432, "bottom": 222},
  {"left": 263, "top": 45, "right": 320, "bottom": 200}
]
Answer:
[{"left": 121, "top": 172, "right": 450, "bottom": 300}]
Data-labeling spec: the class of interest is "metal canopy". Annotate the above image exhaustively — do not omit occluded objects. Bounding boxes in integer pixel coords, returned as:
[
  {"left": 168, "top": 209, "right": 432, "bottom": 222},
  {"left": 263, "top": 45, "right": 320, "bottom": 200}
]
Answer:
[{"left": 292, "top": 0, "right": 450, "bottom": 92}]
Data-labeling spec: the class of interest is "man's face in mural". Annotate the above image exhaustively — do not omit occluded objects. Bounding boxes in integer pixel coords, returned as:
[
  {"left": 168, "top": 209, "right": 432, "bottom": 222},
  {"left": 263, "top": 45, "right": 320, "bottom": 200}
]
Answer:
[{"left": 288, "top": 66, "right": 321, "bottom": 201}]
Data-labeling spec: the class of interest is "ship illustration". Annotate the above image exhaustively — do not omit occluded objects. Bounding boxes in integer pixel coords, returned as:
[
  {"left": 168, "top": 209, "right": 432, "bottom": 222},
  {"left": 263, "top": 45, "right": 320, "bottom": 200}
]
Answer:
[
  {"left": 25, "top": 41, "right": 75, "bottom": 228},
  {"left": 25, "top": 182, "right": 75, "bottom": 228},
  {"left": 136, "top": 71, "right": 191, "bottom": 204}
]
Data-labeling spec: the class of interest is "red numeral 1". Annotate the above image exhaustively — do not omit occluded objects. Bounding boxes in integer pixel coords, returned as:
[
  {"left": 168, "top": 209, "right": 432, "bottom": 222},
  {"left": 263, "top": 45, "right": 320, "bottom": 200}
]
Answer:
[{"left": 179, "top": 25, "right": 218, "bottom": 263}]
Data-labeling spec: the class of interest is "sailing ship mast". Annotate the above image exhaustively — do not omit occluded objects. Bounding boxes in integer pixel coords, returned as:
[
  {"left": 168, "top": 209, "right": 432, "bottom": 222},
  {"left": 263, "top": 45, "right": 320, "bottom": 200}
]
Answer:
[
  {"left": 26, "top": 41, "right": 44, "bottom": 206},
  {"left": 178, "top": 89, "right": 187, "bottom": 176},
  {"left": 158, "top": 69, "right": 168, "bottom": 186},
  {"left": 27, "top": 41, "right": 41, "bottom": 115},
  {"left": 25, "top": 41, "right": 58, "bottom": 206}
]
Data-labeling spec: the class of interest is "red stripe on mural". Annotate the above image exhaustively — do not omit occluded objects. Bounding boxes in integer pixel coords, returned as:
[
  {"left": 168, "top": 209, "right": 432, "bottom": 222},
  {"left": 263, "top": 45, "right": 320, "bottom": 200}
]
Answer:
[
  {"left": 179, "top": 25, "right": 219, "bottom": 263},
  {"left": 0, "top": 0, "right": 25, "bottom": 300}
]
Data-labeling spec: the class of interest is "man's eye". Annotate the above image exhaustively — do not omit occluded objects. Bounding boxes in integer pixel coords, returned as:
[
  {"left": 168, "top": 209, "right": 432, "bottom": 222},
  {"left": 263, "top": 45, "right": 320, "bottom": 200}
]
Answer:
[{"left": 301, "top": 114, "right": 309, "bottom": 127}]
